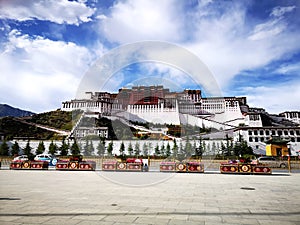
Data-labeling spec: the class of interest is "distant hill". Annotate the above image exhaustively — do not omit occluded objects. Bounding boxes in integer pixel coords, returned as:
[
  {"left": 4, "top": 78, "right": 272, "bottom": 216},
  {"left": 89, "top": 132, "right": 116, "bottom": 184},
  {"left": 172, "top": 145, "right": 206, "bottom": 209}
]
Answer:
[
  {"left": 0, "top": 109, "right": 73, "bottom": 140},
  {"left": 25, "top": 110, "right": 73, "bottom": 131},
  {"left": 0, "top": 116, "right": 55, "bottom": 140},
  {"left": 0, "top": 104, "right": 35, "bottom": 118}
]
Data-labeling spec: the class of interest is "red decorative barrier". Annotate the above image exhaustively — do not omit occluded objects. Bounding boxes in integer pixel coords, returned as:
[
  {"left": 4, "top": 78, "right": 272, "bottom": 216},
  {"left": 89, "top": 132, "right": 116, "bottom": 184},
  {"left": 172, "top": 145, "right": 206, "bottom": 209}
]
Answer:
[
  {"left": 116, "top": 162, "right": 127, "bottom": 171},
  {"left": 160, "top": 162, "right": 176, "bottom": 172},
  {"left": 238, "top": 164, "right": 252, "bottom": 173},
  {"left": 56, "top": 161, "right": 69, "bottom": 170},
  {"left": 187, "top": 162, "right": 204, "bottom": 173},
  {"left": 160, "top": 162, "right": 205, "bottom": 173},
  {"left": 56, "top": 158, "right": 96, "bottom": 171},
  {"left": 176, "top": 163, "right": 187, "bottom": 172},
  {"left": 252, "top": 165, "right": 272, "bottom": 174},
  {"left": 220, "top": 163, "right": 272, "bottom": 175},
  {"left": 10, "top": 161, "right": 23, "bottom": 169},
  {"left": 220, "top": 164, "right": 239, "bottom": 173},
  {"left": 102, "top": 161, "right": 117, "bottom": 171},
  {"left": 126, "top": 163, "right": 143, "bottom": 171},
  {"left": 10, "top": 161, "right": 48, "bottom": 170},
  {"left": 79, "top": 161, "right": 96, "bottom": 171},
  {"left": 30, "top": 161, "right": 48, "bottom": 170},
  {"left": 68, "top": 161, "right": 78, "bottom": 169}
]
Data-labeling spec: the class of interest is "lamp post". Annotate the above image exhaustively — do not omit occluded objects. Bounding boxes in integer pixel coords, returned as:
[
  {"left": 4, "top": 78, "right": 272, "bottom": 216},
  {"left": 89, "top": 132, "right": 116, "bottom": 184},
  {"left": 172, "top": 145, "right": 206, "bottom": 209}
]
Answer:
[{"left": 287, "top": 143, "right": 291, "bottom": 173}]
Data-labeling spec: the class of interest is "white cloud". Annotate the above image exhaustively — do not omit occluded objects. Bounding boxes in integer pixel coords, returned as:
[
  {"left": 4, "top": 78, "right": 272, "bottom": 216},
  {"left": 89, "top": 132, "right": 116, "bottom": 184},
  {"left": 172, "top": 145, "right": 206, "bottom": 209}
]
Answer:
[
  {"left": 0, "top": 0, "right": 95, "bottom": 25},
  {"left": 138, "top": 63, "right": 200, "bottom": 90},
  {"left": 245, "top": 81, "right": 300, "bottom": 114},
  {"left": 248, "top": 18, "right": 286, "bottom": 41},
  {"left": 248, "top": 5, "right": 296, "bottom": 41},
  {"left": 270, "top": 6, "right": 296, "bottom": 17},
  {"left": 183, "top": 2, "right": 300, "bottom": 90},
  {"left": 0, "top": 30, "right": 95, "bottom": 112},
  {"left": 97, "top": 1, "right": 300, "bottom": 94},
  {"left": 275, "top": 62, "right": 300, "bottom": 75},
  {"left": 100, "top": 0, "right": 183, "bottom": 43}
]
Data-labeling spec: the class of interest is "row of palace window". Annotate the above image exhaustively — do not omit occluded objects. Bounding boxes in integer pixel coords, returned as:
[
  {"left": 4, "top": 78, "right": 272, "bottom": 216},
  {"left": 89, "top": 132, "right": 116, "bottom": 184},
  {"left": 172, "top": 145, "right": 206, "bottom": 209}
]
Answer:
[
  {"left": 249, "top": 136, "right": 300, "bottom": 142},
  {"left": 248, "top": 129, "right": 300, "bottom": 136}
]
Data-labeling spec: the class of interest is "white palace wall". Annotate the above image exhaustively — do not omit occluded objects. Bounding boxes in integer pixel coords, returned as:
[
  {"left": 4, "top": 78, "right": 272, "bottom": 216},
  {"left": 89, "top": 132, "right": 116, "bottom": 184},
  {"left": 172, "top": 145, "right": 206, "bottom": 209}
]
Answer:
[{"left": 127, "top": 104, "right": 181, "bottom": 125}]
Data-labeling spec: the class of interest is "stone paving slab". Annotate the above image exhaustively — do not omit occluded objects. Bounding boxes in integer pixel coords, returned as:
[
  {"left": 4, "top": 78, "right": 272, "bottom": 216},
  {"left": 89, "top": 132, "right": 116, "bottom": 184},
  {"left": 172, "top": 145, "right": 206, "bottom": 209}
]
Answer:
[{"left": 0, "top": 170, "right": 300, "bottom": 224}]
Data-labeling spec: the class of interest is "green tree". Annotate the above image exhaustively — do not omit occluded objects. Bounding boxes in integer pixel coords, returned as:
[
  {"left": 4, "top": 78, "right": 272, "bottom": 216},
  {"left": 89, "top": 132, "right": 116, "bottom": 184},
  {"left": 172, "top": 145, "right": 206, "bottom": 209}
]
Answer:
[
  {"left": 11, "top": 141, "right": 20, "bottom": 156},
  {"left": 119, "top": 142, "right": 125, "bottom": 157},
  {"left": 195, "top": 136, "right": 203, "bottom": 157},
  {"left": 177, "top": 142, "right": 185, "bottom": 161},
  {"left": 107, "top": 141, "right": 113, "bottom": 156},
  {"left": 154, "top": 143, "right": 160, "bottom": 156},
  {"left": 184, "top": 137, "right": 193, "bottom": 158},
  {"left": 220, "top": 142, "right": 226, "bottom": 155},
  {"left": 48, "top": 141, "right": 58, "bottom": 155},
  {"left": 128, "top": 142, "right": 133, "bottom": 156},
  {"left": 172, "top": 139, "right": 178, "bottom": 158},
  {"left": 71, "top": 140, "right": 81, "bottom": 155},
  {"left": 88, "top": 140, "right": 95, "bottom": 156},
  {"left": 60, "top": 138, "right": 69, "bottom": 156},
  {"left": 142, "top": 142, "right": 148, "bottom": 156},
  {"left": 166, "top": 142, "right": 171, "bottom": 157},
  {"left": 36, "top": 141, "right": 45, "bottom": 155},
  {"left": 233, "top": 140, "right": 254, "bottom": 157},
  {"left": 0, "top": 140, "right": 9, "bottom": 156},
  {"left": 216, "top": 142, "right": 220, "bottom": 154},
  {"left": 212, "top": 141, "right": 216, "bottom": 155},
  {"left": 203, "top": 141, "right": 206, "bottom": 155},
  {"left": 83, "top": 139, "right": 90, "bottom": 156},
  {"left": 193, "top": 140, "right": 197, "bottom": 154},
  {"left": 97, "top": 138, "right": 106, "bottom": 156},
  {"left": 160, "top": 144, "right": 165, "bottom": 157},
  {"left": 134, "top": 142, "right": 140, "bottom": 156},
  {"left": 206, "top": 142, "right": 211, "bottom": 155},
  {"left": 224, "top": 134, "right": 233, "bottom": 156},
  {"left": 23, "top": 140, "right": 33, "bottom": 158},
  {"left": 148, "top": 142, "right": 153, "bottom": 155}
]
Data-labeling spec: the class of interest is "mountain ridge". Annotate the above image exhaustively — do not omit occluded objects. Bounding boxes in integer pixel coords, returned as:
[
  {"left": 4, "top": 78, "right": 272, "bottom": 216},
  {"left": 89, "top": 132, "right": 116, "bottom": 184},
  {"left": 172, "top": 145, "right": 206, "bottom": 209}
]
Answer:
[{"left": 0, "top": 104, "right": 35, "bottom": 118}]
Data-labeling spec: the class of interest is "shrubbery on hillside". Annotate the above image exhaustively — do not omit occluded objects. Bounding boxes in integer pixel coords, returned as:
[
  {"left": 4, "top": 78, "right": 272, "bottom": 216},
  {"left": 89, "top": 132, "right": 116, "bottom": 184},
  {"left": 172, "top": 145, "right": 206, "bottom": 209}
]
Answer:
[
  {"left": 0, "top": 117, "right": 55, "bottom": 140},
  {"left": 27, "top": 110, "right": 73, "bottom": 131}
]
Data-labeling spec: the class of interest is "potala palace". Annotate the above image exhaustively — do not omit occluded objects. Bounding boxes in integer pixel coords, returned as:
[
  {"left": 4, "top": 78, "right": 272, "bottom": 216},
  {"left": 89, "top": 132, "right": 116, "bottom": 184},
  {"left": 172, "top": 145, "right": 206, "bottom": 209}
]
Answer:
[
  {"left": 62, "top": 85, "right": 251, "bottom": 128},
  {"left": 61, "top": 85, "right": 300, "bottom": 156}
]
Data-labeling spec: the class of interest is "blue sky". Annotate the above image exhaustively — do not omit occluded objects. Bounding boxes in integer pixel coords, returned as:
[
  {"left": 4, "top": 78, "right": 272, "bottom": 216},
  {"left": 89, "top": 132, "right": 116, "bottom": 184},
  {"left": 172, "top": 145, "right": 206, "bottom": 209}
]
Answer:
[{"left": 0, "top": 0, "right": 299, "bottom": 114}]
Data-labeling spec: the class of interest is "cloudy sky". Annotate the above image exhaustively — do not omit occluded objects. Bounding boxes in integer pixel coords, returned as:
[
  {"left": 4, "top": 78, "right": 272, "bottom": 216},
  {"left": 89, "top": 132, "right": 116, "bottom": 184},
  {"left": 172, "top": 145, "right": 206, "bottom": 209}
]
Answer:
[{"left": 0, "top": 0, "right": 299, "bottom": 114}]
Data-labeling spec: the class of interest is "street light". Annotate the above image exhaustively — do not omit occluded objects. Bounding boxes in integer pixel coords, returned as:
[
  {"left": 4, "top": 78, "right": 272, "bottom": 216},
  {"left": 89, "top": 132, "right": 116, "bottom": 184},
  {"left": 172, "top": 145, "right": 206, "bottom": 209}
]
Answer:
[{"left": 287, "top": 143, "right": 291, "bottom": 173}]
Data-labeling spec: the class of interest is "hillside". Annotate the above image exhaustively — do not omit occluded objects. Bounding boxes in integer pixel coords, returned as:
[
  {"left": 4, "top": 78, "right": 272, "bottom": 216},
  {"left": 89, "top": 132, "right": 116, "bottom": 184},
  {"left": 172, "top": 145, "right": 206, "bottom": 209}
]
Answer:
[
  {"left": 0, "top": 110, "right": 73, "bottom": 140},
  {"left": 0, "top": 104, "right": 35, "bottom": 118},
  {"left": 0, "top": 117, "right": 55, "bottom": 140},
  {"left": 25, "top": 110, "right": 73, "bottom": 131}
]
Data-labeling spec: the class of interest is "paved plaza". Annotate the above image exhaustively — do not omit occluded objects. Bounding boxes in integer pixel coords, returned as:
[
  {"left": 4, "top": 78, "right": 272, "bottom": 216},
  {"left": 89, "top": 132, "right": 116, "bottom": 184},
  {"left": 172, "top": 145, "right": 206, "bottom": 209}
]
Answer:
[{"left": 0, "top": 170, "right": 300, "bottom": 225}]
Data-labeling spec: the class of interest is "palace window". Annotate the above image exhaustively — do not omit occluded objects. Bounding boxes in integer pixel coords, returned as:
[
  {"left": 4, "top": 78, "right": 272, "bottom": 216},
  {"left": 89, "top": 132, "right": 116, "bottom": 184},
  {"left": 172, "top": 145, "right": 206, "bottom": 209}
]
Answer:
[
  {"left": 259, "top": 130, "right": 264, "bottom": 135},
  {"left": 266, "top": 130, "right": 270, "bottom": 135}
]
